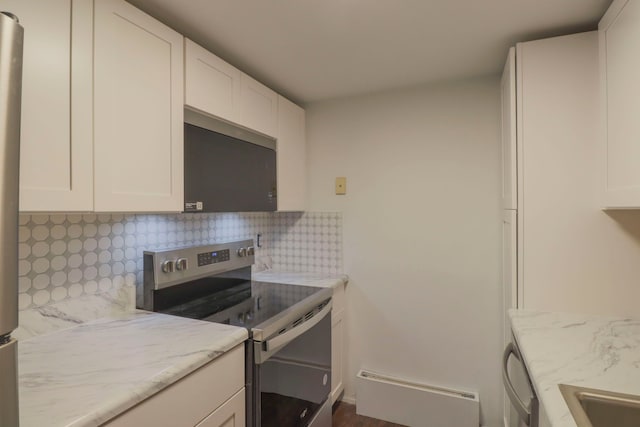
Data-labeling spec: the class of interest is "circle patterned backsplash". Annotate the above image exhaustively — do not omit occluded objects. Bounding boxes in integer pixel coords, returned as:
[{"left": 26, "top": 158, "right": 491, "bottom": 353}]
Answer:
[{"left": 17, "top": 212, "right": 342, "bottom": 309}]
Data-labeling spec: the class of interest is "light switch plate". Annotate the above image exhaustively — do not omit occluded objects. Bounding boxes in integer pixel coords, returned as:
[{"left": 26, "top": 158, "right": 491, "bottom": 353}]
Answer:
[{"left": 335, "top": 177, "right": 346, "bottom": 195}]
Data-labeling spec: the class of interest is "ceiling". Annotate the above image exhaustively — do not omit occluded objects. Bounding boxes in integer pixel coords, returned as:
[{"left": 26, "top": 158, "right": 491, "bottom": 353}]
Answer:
[{"left": 128, "top": 0, "right": 613, "bottom": 105}]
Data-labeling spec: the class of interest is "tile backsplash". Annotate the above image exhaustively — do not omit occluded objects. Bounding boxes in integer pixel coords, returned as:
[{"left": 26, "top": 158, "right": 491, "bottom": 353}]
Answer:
[{"left": 17, "top": 211, "right": 342, "bottom": 310}]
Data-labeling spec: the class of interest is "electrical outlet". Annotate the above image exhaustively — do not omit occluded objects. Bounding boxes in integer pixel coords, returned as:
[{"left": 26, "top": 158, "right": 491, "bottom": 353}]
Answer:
[{"left": 335, "top": 177, "right": 346, "bottom": 195}]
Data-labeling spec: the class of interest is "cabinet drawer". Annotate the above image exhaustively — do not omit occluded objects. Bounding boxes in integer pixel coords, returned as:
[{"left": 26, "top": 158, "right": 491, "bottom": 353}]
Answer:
[
  {"left": 196, "top": 388, "right": 245, "bottom": 427},
  {"left": 105, "top": 344, "right": 244, "bottom": 427}
]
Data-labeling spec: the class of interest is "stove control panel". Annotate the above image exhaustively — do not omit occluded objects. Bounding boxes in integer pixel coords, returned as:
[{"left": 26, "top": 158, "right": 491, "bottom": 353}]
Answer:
[
  {"left": 143, "top": 239, "right": 255, "bottom": 298},
  {"left": 197, "top": 249, "right": 230, "bottom": 267}
]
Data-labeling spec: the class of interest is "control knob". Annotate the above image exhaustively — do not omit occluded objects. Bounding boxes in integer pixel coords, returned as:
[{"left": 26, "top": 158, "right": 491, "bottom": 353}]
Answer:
[
  {"left": 176, "top": 258, "right": 188, "bottom": 271},
  {"left": 237, "top": 247, "right": 247, "bottom": 257},
  {"left": 161, "top": 260, "right": 175, "bottom": 273},
  {"left": 247, "top": 246, "right": 255, "bottom": 256}
]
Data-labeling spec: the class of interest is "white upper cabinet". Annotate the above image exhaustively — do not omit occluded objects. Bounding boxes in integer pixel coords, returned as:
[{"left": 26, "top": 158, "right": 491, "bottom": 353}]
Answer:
[
  {"left": 93, "top": 0, "right": 184, "bottom": 212},
  {"left": 599, "top": 0, "right": 640, "bottom": 208},
  {"left": 184, "top": 39, "right": 241, "bottom": 124},
  {"left": 240, "top": 74, "right": 278, "bottom": 137},
  {"left": 7, "top": 0, "right": 93, "bottom": 212},
  {"left": 184, "top": 40, "right": 279, "bottom": 138},
  {"left": 501, "top": 47, "right": 517, "bottom": 211},
  {"left": 276, "top": 96, "right": 306, "bottom": 211}
]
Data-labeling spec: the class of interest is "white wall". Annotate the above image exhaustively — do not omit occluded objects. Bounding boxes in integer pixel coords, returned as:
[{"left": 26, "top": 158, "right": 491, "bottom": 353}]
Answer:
[{"left": 306, "top": 77, "right": 503, "bottom": 426}]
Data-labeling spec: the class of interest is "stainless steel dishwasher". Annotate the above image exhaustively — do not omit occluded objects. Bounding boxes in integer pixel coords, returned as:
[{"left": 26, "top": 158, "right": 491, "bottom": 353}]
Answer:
[{"left": 503, "top": 337, "right": 539, "bottom": 427}]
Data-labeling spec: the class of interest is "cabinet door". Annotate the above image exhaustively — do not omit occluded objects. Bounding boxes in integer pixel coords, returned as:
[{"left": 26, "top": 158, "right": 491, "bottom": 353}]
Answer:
[
  {"left": 185, "top": 39, "right": 241, "bottom": 124},
  {"left": 105, "top": 345, "right": 244, "bottom": 427},
  {"left": 94, "top": 0, "right": 183, "bottom": 212},
  {"left": 6, "top": 0, "right": 93, "bottom": 211},
  {"left": 277, "top": 96, "right": 306, "bottom": 211},
  {"left": 196, "top": 388, "right": 245, "bottom": 427},
  {"left": 331, "top": 309, "right": 344, "bottom": 404},
  {"left": 501, "top": 48, "right": 517, "bottom": 210},
  {"left": 599, "top": 0, "right": 640, "bottom": 207},
  {"left": 240, "top": 73, "right": 278, "bottom": 137}
]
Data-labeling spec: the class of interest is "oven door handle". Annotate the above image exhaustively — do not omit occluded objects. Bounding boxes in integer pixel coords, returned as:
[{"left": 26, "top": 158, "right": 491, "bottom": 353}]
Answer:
[{"left": 262, "top": 301, "right": 332, "bottom": 356}]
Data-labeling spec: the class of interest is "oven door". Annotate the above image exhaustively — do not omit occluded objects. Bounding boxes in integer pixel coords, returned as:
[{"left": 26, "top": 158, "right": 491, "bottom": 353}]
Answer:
[{"left": 251, "top": 302, "right": 332, "bottom": 427}]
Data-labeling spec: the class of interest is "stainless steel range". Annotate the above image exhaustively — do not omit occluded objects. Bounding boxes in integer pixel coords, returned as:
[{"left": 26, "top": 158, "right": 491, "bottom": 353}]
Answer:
[{"left": 139, "top": 239, "right": 333, "bottom": 427}]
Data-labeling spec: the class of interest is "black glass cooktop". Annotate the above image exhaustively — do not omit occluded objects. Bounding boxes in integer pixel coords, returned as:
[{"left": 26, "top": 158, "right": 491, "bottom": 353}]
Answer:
[{"left": 154, "top": 271, "right": 324, "bottom": 330}]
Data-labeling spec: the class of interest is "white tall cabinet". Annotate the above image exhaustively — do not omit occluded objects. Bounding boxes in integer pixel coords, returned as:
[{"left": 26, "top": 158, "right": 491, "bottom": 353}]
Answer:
[
  {"left": 501, "top": 48, "right": 517, "bottom": 213},
  {"left": 500, "top": 46, "right": 519, "bottom": 427},
  {"left": 501, "top": 46, "right": 518, "bottom": 316},
  {"left": 502, "top": 27, "right": 640, "bottom": 426},
  {"left": 505, "top": 32, "right": 640, "bottom": 314},
  {"left": 93, "top": 0, "right": 184, "bottom": 212}
]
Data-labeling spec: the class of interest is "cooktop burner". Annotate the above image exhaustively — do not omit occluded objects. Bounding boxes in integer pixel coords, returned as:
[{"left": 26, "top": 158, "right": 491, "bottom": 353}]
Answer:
[
  {"left": 154, "top": 277, "right": 324, "bottom": 330},
  {"left": 140, "top": 240, "right": 330, "bottom": 334}
]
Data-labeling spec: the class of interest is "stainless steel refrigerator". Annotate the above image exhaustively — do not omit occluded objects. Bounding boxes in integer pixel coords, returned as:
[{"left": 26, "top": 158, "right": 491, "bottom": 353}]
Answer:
[{"left": 0, "top": 9, "right": 23, "bottom": 427}]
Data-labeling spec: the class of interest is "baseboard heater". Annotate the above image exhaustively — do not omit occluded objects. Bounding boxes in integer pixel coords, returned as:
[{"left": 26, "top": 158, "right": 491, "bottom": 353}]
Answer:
[{"left": 356, "top": 369, "right": 479, "bottom": 427}]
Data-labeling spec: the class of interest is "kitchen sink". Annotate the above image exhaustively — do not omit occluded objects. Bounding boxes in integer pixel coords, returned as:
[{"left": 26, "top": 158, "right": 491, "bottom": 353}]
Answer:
[{"left": 559, "top": 384, "right": 640, "bottom": 427}]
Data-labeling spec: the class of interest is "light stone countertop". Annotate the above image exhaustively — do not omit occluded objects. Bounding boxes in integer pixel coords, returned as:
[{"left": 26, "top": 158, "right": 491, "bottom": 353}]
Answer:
[
  {"left": 19, "top": 311, "right": 247, "bottom": 427},
  {"left": 509, "top": 309, "right": 640, "bottom": 427},
  {"left": 253, "top": 270, "right": 348, "bottom": 289},
  {"left": 15, "top": 283, "right": 136, "bottom": 341}
]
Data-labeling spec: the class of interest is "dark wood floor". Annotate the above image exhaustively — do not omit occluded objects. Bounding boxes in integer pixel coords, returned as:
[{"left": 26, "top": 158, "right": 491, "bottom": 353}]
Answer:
[{"left": 332, "top": 402, "right": 406, "bottom": 427}]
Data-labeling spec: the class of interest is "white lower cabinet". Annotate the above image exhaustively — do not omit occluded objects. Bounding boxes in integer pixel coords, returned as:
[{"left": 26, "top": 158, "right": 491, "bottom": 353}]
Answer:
[
  {"left": 105, "top": 344, "right": 245, "bottom": 427},
  {"left": 330, "top": 282, "right": 346, "bottom": 404},
  {"left": 196, "top": 388, "right": 245, "bottom": 427}
]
